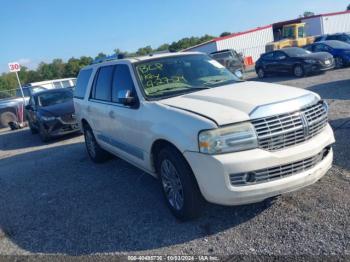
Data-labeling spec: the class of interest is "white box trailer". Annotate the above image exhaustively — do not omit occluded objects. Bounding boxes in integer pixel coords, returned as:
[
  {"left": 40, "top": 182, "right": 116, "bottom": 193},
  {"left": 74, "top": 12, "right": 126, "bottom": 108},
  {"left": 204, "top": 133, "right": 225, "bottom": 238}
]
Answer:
[
  {"left": 184, "top": 25, "right": 274, "bottom": 63},
  {"left": 302, "top": 10, "right": 350, "bottom": 36}
]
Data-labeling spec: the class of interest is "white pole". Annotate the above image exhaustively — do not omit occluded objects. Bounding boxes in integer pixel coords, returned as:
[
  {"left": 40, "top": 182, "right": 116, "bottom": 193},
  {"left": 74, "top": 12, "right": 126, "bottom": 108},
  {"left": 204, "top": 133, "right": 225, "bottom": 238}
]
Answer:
[{"left": 15, "top": 71, "right": 25, "bottom": 125}]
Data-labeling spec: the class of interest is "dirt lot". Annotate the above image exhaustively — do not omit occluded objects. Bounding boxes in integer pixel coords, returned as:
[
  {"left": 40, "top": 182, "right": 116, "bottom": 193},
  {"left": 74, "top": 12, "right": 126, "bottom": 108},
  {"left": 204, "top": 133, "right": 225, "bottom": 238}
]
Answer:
[{"left": 0, "top": 68, "right": 349, "bottom": 257}]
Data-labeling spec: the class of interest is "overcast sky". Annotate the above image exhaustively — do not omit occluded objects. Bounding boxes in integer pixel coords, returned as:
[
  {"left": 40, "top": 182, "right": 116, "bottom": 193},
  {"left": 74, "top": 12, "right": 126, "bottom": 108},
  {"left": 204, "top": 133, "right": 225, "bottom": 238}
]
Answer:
[{"left": 0, "top": 0, "right": 349, "bottom": 73}]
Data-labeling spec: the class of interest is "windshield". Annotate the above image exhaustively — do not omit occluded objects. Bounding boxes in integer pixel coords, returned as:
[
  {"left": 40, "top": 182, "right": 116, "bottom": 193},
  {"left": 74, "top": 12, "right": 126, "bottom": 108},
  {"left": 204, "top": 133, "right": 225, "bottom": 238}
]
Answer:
[
  {"left": 135, "top": 54, "right": 239, "bottom": 98},
  {"left": 38, "top": 90, "right": 73, "bottom": 107},
  {"left": 326, "top": 40, "right": 350, "bottom": 49},
  {"left": 283, "top": 48, "right": 311, "bottom": 57},
  {"left": 283, "top": 26, "right": 295, "bottom": 39}
]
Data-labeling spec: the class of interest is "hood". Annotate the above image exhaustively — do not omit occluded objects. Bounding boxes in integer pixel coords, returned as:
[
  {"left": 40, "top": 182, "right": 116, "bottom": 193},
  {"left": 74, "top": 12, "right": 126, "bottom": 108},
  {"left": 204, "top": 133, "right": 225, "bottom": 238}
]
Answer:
[
  {"left": 299, "top": 52, "right": 333, "bottom": 60},
  {"left": 39, "top": 100, "right": 75, "bottom": 117},
  {"left": 159, "top": 81, "right": 315, "bottom": 126}
]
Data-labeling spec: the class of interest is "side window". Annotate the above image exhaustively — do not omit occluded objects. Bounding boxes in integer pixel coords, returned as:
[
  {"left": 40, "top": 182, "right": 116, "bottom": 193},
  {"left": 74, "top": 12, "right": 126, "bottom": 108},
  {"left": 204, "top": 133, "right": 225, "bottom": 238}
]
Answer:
[
  {"left": 111, "top": 64, "right": 136, "bottom": 103},
  {"left": 327, "top": 35, "right": 338, "bottom": 41},
  {"left": 274, "top": 51, "right": 287, "bottom": 60},
  {"left": 314, "top": 44, "right": 325, "bottom": 52},
  {"left": 53, "top": 82, "right": 62, "bottom": 89},
  {"left": 92, "top": 66, "right": 114, "bottom": 101},
  {"left": 74, "top": 69, "right": 93, "bottom": 99},
  {"left": 262, "top": 52, "right": 274, "bottom": 61},
  {"left": 62, "top": 80, "right": 72, "bottom": 88}
]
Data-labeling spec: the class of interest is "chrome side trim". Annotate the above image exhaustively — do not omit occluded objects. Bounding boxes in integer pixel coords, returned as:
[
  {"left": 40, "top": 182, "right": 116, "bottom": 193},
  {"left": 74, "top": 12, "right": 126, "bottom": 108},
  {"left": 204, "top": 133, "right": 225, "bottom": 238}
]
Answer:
[{"left": 249, "top": 94, "right": 319, "bottom": 120}]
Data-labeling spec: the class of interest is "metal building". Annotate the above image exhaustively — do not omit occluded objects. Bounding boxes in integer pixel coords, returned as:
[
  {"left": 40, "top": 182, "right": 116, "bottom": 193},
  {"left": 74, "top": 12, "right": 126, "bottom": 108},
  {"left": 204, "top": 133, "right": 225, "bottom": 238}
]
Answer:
[
  {"left": 184, "top": 10, "right": 350, "bottom": 63},
  {"left": 184, "top": 25, "right": 274, "bottom": 62},
  {"left": 302, "top": 10, "right": 350, "bottom": 36}
]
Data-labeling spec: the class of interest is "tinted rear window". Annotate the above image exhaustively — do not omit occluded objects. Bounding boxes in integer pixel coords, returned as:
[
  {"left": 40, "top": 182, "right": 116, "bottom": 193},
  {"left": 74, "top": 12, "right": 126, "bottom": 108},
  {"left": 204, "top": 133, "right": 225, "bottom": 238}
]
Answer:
[{"left": 74, "top": 69, "right": 93, "bottom": 99}]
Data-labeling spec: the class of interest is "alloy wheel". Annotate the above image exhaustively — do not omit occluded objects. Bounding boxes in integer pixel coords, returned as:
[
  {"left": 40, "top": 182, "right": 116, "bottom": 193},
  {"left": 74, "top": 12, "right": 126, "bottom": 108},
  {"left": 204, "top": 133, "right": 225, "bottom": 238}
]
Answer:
[
  {"left": 85, "top": 130, "right": 96, "bottom": 158},
  {"left": 160, "top": 159, "right": 184, "bottom": 211}
]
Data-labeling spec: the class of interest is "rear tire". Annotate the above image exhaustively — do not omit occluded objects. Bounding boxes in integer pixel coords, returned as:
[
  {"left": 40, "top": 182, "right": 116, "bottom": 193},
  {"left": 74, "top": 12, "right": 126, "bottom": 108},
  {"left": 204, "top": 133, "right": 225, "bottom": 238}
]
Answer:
[
  {"left": 0, "top": 111, "right": 17, "bottom": 127},
  {"left": 257, "top": 68, "right": 265, "bottom": 79},
  {"left": 156, "top": 146, "right": 204, "bottom": 221},
  {"left": 83, "top": 125, "right": 111, "bottom": 163},
  {"left": 293, "top": 65, "right": 304, "bottom": 77}
]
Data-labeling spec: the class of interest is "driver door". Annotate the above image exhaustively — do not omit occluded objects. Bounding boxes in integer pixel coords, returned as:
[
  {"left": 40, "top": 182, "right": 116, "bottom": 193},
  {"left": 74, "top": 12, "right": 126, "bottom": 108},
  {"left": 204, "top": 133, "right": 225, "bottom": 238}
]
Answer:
[{"left": 271, "top": 51, "right": 289, "bottom": 72}]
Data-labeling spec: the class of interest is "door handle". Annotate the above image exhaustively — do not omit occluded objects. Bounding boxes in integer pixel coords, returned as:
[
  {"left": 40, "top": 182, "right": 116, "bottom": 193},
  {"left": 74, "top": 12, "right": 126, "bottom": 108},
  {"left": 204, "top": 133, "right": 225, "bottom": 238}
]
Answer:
[{"left": 108, "top": 111, "right": 115, "bottom": 119}]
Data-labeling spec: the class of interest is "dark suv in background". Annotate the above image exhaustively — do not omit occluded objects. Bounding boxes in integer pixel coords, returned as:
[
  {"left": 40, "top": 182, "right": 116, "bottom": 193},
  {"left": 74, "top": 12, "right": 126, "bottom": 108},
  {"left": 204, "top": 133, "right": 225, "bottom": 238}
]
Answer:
[{"left": 315, "top": 33, "right": 350, "bottom": 44}]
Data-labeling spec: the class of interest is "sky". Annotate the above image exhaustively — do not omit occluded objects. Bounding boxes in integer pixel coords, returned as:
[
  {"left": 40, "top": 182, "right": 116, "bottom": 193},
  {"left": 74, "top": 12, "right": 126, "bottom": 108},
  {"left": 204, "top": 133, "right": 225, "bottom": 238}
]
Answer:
[{"left": 0, "top": 0, "right": 349, "bottom": 73}]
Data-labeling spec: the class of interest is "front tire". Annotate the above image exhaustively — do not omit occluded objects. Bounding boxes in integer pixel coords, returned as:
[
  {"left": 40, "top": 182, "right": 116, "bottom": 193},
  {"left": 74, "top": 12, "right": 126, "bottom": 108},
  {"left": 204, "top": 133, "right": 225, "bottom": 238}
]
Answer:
[
  {"left": 28, "top": 121, "right": 38, "bottom": 134},
  {"left": 83, "top": 125, "right": 111, "bottom": 163},
  {"left": 39, "top": 123, "right": 50, "bottom": 142},
  {"left": 157, "top": 146, "right": 204, "bottom": 221},
  {"left": 335, "top": 57, "right": 344, "bottom": 68},
  {"left": 293, "top": 65, "right": 304, "bottom": 77}
]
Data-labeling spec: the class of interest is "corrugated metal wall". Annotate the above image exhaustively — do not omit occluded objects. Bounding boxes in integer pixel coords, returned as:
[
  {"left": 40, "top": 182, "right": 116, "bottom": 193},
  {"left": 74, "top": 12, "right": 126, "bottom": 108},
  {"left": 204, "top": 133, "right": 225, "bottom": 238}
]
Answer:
[
  {"left": 302, "top": 16, "right": 323, "bottom": 36},
  {"left": 215, "top": 27, "right": 274, "bottom": 62},
  {"left": 185, "top": 41, "right": 218, "bottom": 53},
  {"left": 322, "top": 13, "right": 350, "bottom": 34}
]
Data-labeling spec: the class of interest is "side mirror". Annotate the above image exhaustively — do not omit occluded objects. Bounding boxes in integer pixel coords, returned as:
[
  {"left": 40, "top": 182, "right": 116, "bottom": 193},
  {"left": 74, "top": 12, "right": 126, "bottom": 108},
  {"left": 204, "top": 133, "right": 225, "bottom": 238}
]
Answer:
[
  {"left": 25, "top": 105, "right": 32, "bottom": 110},
  {"left": 117, "top": 90, "right": 136, "bottom": 106}
]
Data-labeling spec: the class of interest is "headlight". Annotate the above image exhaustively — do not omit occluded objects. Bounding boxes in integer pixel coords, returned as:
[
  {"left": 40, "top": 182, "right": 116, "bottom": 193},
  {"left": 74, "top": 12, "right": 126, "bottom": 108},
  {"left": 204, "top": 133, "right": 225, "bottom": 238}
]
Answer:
[
  {"left": 304, "top": 59, "right": 317, "bottom": 64},
  {"left": 41, "top": 116, "right": 56, "bottom": 121},
  {"left": 198, "top": 122, "right": 258, "bottom": 154}
]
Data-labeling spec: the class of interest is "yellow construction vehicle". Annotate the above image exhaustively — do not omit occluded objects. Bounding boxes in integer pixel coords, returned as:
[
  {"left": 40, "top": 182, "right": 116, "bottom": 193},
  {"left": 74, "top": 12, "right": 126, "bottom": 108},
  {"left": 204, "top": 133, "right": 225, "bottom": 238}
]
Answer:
[{"left": 266, "top": 23, "right": 315, "bottom": 52}]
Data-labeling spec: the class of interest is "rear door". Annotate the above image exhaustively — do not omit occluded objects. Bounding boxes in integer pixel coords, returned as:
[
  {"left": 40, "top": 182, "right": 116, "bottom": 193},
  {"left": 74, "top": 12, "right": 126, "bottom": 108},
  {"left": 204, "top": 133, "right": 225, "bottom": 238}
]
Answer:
[{"left": 88, "top": 65, "right": 114, "bottom": 147}]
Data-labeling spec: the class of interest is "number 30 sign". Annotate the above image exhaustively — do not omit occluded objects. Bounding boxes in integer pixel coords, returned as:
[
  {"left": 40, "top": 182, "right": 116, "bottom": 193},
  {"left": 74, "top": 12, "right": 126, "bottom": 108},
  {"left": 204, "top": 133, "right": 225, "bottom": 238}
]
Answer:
[{"left": 8, "top": 62, "right": 21, "bottom": 72}]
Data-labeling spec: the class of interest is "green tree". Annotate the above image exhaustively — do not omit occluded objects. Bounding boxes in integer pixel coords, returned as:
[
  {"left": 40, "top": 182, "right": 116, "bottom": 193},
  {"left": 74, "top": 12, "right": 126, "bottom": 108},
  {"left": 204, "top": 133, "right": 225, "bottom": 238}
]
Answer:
[
  {"left": 347, "top": 4, "right": 350, "bottom": 10},
  {"left": 220, "top": 32, "right": 231, "bottom": 37},
  {"left": 302, "top": 11, "right": 315, "bottom": 17},
  {"left": 136, "top": 46, "right": 153, "bottom": 56},
  {"left": 95, "top": 52, "right": 107, "bottom": 60}
]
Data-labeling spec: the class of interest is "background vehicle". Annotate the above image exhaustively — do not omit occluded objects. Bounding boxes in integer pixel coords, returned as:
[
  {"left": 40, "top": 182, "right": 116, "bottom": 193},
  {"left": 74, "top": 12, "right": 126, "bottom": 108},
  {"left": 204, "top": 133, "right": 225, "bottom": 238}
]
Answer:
[
  {"left": 209, "top": 49, "right": 245, "bottom": 80},
  {"left": 304, "top": 40, "right": 350, "bottom": 68},
  {"left": 314, "top": 33, "right": 350, "bottom": 44},
  {"left": 255, "top": 47, "right": 334, "bottom": 78},
  {"left": 74, "top": 52, "right": 334, "bottom": 220},
  {"left": 25, "top": 88, "right": 79, "bottom": 141},
  {"left": 265, "top": 23, "right": 315, "bottom": 52},
  {"left": 24, "top": 78, "right": 76, "bottom": 90},
  {"left": 0, "top": 86, "right": 46, "bottom": 127}
]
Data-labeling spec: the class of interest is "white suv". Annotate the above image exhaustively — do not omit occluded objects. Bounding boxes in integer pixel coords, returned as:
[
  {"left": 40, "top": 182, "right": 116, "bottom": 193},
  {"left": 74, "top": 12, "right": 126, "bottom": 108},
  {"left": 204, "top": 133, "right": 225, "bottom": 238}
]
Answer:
[{"left": 74, "top": 52, "right": 335, "bottom": 220}]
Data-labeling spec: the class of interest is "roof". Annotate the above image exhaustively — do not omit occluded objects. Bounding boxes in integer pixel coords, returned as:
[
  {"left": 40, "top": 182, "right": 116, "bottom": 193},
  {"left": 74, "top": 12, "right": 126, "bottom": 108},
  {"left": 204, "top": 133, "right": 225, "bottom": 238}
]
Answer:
[
  {"left": 302, "top": 10, "right": 350, "bottom": 20},
  {"left": 273, "top": 10, "right": 350, "bottom": 27},
  {"left": 83, "top": 51, "right": 203, "bottom": 69},
  {"left": 183, "top": 25, "right": 273, "bottom": 51}
]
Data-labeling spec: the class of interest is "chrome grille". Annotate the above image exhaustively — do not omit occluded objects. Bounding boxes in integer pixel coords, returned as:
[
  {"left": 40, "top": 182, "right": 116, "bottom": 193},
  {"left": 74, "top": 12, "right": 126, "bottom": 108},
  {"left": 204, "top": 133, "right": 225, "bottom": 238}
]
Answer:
[
  {"left": 252, "top": 101, "right": 328, "bottom": 151},
  {"left": 230, "top": 147, "right": 331, "bottom": 186}
]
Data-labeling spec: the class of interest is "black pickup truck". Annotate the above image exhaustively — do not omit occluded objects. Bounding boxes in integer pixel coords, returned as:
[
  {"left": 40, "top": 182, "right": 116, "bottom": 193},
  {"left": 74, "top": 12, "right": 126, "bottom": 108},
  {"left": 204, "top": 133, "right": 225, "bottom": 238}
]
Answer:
[{"left": 0, "top": 86, "right": 46, "bottom": 127}]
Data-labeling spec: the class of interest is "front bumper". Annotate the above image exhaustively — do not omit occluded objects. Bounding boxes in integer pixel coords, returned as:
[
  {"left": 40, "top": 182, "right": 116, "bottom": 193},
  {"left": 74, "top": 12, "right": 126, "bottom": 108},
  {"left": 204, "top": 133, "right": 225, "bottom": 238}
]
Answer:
[
  {"left": 184, "top": 124, "right": 335, "bottom": 206},
  {"left": 304, "top": 62, "right": 334, "bottom": 73},
  {"left": 42, "top": 117, "right": 80, "bottom": 137}
]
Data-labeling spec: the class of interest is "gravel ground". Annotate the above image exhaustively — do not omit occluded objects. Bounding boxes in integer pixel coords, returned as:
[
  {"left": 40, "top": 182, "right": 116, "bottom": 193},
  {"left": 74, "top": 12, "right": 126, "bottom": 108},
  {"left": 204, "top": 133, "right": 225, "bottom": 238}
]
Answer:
[{"left": 0, "top": 68, "right": 349, "bottom": 257}]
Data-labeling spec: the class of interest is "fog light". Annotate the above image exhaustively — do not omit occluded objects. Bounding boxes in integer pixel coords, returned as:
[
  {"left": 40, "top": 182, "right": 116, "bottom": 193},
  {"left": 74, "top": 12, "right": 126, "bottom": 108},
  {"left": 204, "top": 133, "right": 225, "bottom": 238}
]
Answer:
[{"left": 243, "top": 172, "right": 256, "bottom": 183}]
